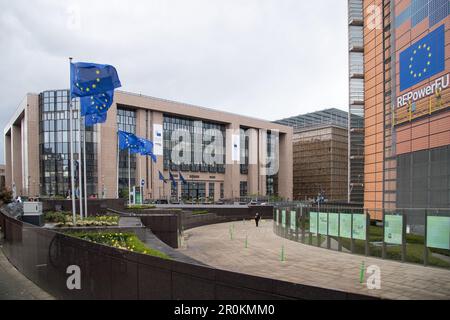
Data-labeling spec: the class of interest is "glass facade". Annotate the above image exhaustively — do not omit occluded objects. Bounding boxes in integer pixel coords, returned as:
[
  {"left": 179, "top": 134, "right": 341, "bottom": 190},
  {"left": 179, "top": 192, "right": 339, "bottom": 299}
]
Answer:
[
  {"left": 39, "top": 90, "right": 97, "bottom": 197},
  {"left": 240, "top": 129, "right": 249, "bottom": 174},
  {"left": 117, "top": 107, "right": 137, "bottom": 193},
  {"left": 181, "top": 182, "right": 206, "bottom": 200},
  {"left": 348, "top": 0, "right": 365, "bottom": 203},
  {"left": 163, "top": 115, "right": 225, "bottom": 173},
  {"left": 240, "top": 181, "right": 248, "bottom": 197},
  {"left": 266, "top": 131, "right": 279, "bottom": 196}
]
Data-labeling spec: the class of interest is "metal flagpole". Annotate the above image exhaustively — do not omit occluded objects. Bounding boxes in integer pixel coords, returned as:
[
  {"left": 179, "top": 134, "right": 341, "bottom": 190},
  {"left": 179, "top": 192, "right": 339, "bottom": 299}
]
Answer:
[
  {"left": 83, "top": 122, "right": 88, "bottom": 217},
  {"left": 78, "top": 109, "right": 84, "bottom": 219},
  {"left": 117, "top": 134, "right": 120, "bottom": 199},
  {"left": 128, "top": 148, "right": 131, "bottom": 205},
  {"left": 69, "top": 57, "right": 76, "bottom": 224},
  {"left": 140, "top": 156, "right": 143, "bottom": 205}
]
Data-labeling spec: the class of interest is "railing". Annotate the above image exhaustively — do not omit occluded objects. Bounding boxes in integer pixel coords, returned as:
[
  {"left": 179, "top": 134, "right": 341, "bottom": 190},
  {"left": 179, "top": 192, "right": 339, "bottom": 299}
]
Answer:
[
  {"left": 394, "top": 91, "right": 449, "bottom": 126},
  {"left": 273, "top": 205, "right": 450, "bottom": 269}
]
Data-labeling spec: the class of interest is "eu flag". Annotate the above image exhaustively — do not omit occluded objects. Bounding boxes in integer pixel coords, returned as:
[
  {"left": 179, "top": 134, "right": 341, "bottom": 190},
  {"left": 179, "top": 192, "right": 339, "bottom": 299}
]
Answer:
[
  {"left": 70, "top": 62, "right": 121, "bottom": 98},
  {"left": 169, "top": 172, "right": 177, "bottom": 189},
  {"left": 80, "top": 90, "right": 114, "bottom": 117},
  {"left": 118, "top": 130, "right": 141, "bottom": 154},
  {"left": 85, "top": 112, "right": 107, "bottom": 127},
  {"left": 159, "top": 171, "right": 167, "bottom": 183},
  {"left": 400, "top": 25, "right": 445, "bottom": 92},
  {"left": 179, "top": 172, "right": 187, "bottom": 185},
  {"left": 138, "top": 138, "right": 157, "bottom": 163}
]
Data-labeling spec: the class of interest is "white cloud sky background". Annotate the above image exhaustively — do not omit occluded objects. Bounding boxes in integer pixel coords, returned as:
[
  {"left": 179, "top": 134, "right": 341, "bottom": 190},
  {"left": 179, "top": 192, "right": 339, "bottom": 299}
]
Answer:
[{"left": 0, "top": 0, "right": 348, "bottom": 162}]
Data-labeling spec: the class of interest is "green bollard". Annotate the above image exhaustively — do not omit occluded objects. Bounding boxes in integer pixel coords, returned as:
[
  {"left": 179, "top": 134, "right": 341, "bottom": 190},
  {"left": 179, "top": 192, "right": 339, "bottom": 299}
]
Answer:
[
  {"left": 359, "top": 261, "right": 365, "bottom": 284},
  {"left": 281, "top": 244, "right": 285, "bottom": 262},
  {"left": 245, "top": 235, "right": 248, "bottom": 248}
]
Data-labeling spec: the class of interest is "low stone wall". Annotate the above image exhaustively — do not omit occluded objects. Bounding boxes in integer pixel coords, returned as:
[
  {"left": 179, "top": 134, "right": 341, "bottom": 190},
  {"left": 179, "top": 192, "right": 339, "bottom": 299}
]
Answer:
[{"left": 0, "top": 207, "right": 376, "bottom": 300}]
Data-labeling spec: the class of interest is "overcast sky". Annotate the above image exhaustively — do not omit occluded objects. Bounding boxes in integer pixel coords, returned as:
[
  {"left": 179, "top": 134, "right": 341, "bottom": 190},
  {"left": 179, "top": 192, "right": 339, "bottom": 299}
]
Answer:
[{"left": 0, "top": 0, "right": 348, "bottom": 162}]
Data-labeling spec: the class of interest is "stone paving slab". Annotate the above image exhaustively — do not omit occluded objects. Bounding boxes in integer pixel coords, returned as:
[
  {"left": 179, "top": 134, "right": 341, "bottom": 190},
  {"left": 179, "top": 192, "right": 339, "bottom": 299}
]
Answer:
[
  {"left": 0, "top": 246, "right": 54, "bottom": 300},
  {"left": 178, "top": 220, "right": 450, "bottom": 300}
]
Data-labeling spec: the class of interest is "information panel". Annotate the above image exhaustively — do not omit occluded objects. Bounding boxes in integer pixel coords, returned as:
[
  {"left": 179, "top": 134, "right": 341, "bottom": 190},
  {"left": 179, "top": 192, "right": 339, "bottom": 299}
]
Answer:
[
  {"left": 384, "top": 215, "right": 403, "bottom": 245},
  {"left": 290, "top": 211, "right": 296, "bottom": 231},
  {"left": 427, "top": 216, "right": 450, "bottom": 250},
  {"left": 282, "top": 210, "right": 286, "bottom": 228},
  {"left": 309, "top": 212, "right": 318, "bottom": 234},
  {"left": 328, "top": 213, "right": 339, "bottom": 237},
  {"left": 339, "top": 213, "right": 352, "bottom": 239},
  {"left": 318, "top": 212, "right": 328, "bottom": 235},
  {"left": 352, "top": 214, "right": 366, "bottom": 240}
]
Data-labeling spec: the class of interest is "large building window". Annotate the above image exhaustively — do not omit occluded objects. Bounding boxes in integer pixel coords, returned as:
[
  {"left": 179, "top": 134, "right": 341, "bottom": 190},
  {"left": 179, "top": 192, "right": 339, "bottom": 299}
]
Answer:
[
  {"left": 39, "top": 90, "right": 97, "bottom": 197},
  {"left": 240, "top": 129, "right": 249, "bottom": 174},
  {"left": 163, "top": 115, "right": 225, "bottom": 173},
  {"left": 117, "top": 107, "right": 137, "bottom": 194}
]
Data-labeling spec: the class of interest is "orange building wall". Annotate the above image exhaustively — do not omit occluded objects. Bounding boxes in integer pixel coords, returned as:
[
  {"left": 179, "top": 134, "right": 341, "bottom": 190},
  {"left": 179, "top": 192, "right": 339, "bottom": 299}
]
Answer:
[{"left": 363, "top": 0, "right": 385, "bottom": 219}]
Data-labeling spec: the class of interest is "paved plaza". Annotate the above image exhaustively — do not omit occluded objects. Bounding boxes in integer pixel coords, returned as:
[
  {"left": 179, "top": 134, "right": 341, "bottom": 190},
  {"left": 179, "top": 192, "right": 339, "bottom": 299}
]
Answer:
[
  {"left": 0, "top": 246, "right": 54, "bottom": 300},
  {"left": 178, "top": 220, "right": 450, "bottom": 300}
]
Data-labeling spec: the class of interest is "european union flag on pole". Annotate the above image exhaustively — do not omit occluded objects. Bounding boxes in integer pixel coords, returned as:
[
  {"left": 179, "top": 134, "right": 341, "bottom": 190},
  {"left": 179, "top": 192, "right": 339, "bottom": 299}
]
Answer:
[
  {"left": 85, "top": 112, "right": 107, "bottom": 127},
  {"left": 80, "top": 90, "right": 114, "bottom": 117},
  {"left": 169, "top": 172, "right": 177, "bottom": 189},
  {"left": 159, "top": 171, "right": 167, "bottom": 184},
  {"left": 70, "top": 62, "right": 121, "bottom": 98},
  {"left": 179, "top": 172, "right": 187, "bottom": 185},
  {"left": 138, "top": 138, "right": 157, "bottom": 163},
  {"left": 118, "top": 130, "right": 142, "bottom": 154},
  {"left": 400, "top": 25, "right": 445, "bottom": 92}
]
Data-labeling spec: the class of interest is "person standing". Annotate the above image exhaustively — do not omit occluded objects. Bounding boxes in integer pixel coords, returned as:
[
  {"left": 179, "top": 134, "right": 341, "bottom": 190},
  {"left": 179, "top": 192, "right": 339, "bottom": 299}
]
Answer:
[{"left": 255, "top": 212, "right": 261, "bottom": 227}]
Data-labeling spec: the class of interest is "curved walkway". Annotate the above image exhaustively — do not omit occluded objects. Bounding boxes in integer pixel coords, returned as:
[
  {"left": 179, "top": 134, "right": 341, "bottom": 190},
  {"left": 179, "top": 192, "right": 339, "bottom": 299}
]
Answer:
[
  {"left": 0, "top": 248, "right": 54, "bottom": 300},
  {"left": 177, "top": 220, "right": 450, "bottom": 300}
]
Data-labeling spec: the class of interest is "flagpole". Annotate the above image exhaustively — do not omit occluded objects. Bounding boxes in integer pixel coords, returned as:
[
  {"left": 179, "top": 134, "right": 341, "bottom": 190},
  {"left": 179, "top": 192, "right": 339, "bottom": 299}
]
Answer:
[
  {"left": 117, "top": 134, "right": 119, "bottom": 199},
  {"left": 83, "top": 122, "right": 88, "bottom": 216},
  {"left": 140, "top": 156, "right": 143, "bottom": 205},
  {"left": 128, "top": 148, "right": 131, "bottom": 206},
  {"left": 69, "top": 57, "right": 76, "bottom": 224},
  {"left": 78, "top": 108, "right": 84, "bottom": 219}
]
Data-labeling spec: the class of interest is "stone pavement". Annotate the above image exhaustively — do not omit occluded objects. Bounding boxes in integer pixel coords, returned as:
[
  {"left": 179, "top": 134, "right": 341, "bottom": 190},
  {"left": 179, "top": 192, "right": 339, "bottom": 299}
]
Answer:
[
  {"left": 178, "top": 220, "right": 450, "bottom": 300},
  {"left": 0, "top": 247, "right": 54, "bottom": 300}
]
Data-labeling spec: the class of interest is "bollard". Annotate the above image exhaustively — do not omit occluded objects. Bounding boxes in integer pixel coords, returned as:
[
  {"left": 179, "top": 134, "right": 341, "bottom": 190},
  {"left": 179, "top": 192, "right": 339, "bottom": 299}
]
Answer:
[
  {"left": 359, "top": 261, "right": 365, "bottom": 284},
  {"left": 229, "top": 226, "right": 234, "bottom": 240},
  {"left": 245, "top": 235, "right": 248, "bottom": 248},
  {"left": 280, "top": 244, "right": 285, "bottom": 262}
]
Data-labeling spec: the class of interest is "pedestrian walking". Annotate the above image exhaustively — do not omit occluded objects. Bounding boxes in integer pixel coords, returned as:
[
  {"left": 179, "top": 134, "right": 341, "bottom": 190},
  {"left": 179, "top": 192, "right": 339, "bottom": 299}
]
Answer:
[{"left": 255, "top": 212, "right": 261, "bottom": 227}]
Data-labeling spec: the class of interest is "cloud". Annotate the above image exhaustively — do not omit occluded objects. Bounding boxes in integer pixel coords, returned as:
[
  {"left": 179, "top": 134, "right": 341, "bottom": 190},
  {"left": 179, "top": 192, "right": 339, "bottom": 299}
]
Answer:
[{"left": 0, "top": 0, "right": 348, "bottom": 162}]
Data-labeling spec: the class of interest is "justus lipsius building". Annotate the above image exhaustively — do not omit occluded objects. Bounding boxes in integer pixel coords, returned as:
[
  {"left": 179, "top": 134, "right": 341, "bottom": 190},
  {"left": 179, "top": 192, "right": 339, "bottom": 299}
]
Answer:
[
  {"left": 3, "top": 90, "right": 293, "bottom": 201},
  {"left": 359, "top": 0, "right": 449, "bottom": 222}
]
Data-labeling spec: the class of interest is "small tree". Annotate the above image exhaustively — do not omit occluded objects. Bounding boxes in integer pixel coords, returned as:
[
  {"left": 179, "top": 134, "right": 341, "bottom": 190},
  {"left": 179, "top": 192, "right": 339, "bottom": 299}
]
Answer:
[{"left": 0, "top": 188, "right": 13, "bottom": 204}]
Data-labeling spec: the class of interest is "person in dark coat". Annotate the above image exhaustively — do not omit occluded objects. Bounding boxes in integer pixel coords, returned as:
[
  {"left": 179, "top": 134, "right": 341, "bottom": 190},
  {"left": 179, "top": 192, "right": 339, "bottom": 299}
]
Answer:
[{"left": 255, "top": 213, "right": 261, "bottom": 227}]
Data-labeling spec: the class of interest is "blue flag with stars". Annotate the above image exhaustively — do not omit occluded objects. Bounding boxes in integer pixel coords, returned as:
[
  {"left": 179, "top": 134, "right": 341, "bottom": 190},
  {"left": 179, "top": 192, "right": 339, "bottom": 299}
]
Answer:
[
  {"left": 169, "top": 171, "right": 177, "bottom": 189},
  {"left": 138, "top": 138, "right": 157, "bottom": 163},
  {"left": 400, "top": 25, "right": 445, "bottom": 92},
  {"left": 179, "top": 171, "right": 187, "bottom": 185},
  {"left": 80, "top": 90, "right": 114, "bottom": 117},
  {"left": 159, "top": 171, "right": 167, "bottom": 183},
  {"left": 118, "top": 130, "right": 142, "bottom": 154},
  {"left": 85, "top": 112, "right": 107, "bottom": 127},
  {"left": 70, "top": 62, "right": 121, "bottom": 98}
]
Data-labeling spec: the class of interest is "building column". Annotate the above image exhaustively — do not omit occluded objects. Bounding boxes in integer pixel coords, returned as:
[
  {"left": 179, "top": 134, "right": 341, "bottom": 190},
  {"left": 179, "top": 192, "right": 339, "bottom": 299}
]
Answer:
[
  {"left": 224, "top": 123, "right": 240, "bottom": 200},
  {"left": 98, "top": 103, "right": 118, "bottom": 198},
  {"left": 258, "top": 129, "right": 267, "bottom": 197},
  {"left": 26, "top": 95, "right": 40, "bottom": 197},
  {"left": 151, "top": 112, "right": 165, "bottom": 200},
  {"left": 5, "top": 134, "right": 12, "bottom": 189},
  {"left": 11, "top": 124, "right": 23, "bottom": 196},
  {"left": 247, "top": 128, "right": 259, "bottom": 196},
  {"left": 278, "top": 132, "right": 293, "bottom": 201}
]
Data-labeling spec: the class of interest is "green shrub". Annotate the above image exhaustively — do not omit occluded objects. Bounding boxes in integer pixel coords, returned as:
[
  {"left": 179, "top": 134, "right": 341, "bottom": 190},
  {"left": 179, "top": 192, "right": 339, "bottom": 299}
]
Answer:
[
  {"left": 44, "top": 211, "right": 70, "bottom": 223},
  {"left": 54, "top": 214, "right": 120, "bottom": 227},
  {"left": 126, "top": 204, "right": 156, "bottom": 210},
  {"left": 66, "top": 231, "right": 170, "bottom": 259},
  {"left": 0, "top": 188, "right": 13, "bottom": 204},
  {"left": 192, "top": 210, "right": 209, "bottom": 215}
]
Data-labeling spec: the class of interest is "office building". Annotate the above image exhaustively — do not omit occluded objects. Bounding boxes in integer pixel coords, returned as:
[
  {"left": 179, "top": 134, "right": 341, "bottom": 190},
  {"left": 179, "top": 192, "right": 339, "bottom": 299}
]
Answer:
[{"left": 4, "top": 90, "right": 293, "bottom": 201}]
